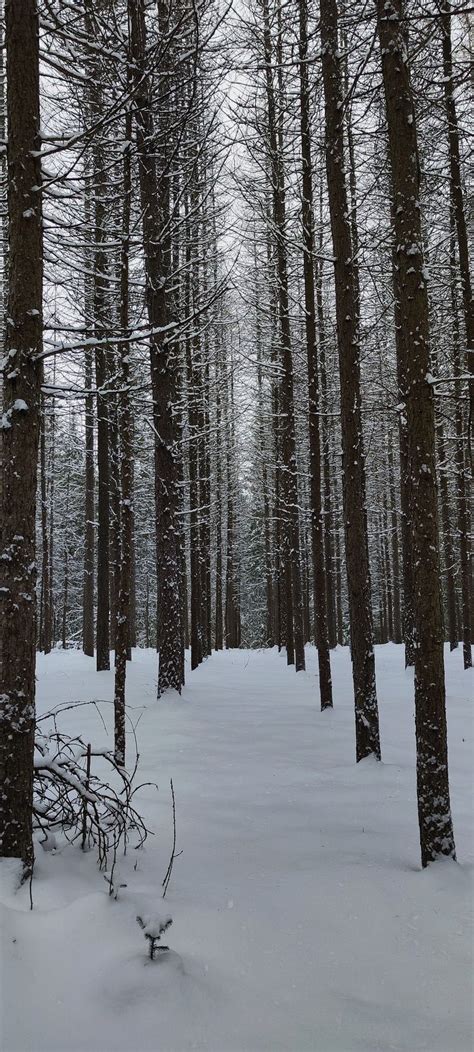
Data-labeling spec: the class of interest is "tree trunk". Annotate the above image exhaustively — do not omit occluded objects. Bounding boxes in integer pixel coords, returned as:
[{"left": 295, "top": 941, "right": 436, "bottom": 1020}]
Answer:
[
  {"left": 84, "top": 2, "right": 110, "bottom": 672},
  {"left": 61, "top": 473, "right": 70, "bottom": 650},
  {"left": 215, "top": 337, "right": 224, "bottom": 651},
  {"left": 440, "top": 1, "right": 473, "bottom": 466},
  {"left": 386, "top": 143, "right": 416, "bottom": 665},
  {"left": 0, "top": 0, "right": 43, "bottom": 874},
  {"left": 268, "top": 236, "right": 283, "bottom": 651},
  {"left": 436, "top": 420, "right": 457, "bottom": 650},
  {"left": 82, "top": 149, "right": 95, "bottom": 658},
  {"left": 382, "top": 503, "right": 393, "bottom": 642},
  {"left": 186, "top": 226, "right": 203, "bottom": 670},
  {"left": 320, "top": 0, "right": 380, "bottom": 759},
  {"left": 83, "top": 345, "right": 95, "bottom": 656},
  {"left": 108, "top": 374, "right": 121, "bottom": 659},
  {"left": 262, "top": 0, "right": 305, "bottom": 671},
  {"left": 199, "top": 357, "right": 212, "bottom": 658},
  {"left": 334, "top": 509, "right": 344, "bottom": 645},
  {"left": 129, "top": 0, "right": 183, "bottom": 694},
  {"left": 95, "top": 345, "right": 110, "bottom": 670},
  {"left": 199, "top": 215, "right": 212, "bottom": 659},
  {"left": 225, "top": 361, "right": 241, "bottom": 648},
  {"left": 113, "top": 114, "right": 133, "bottom": 765},
  {"left": 451, "top": 222, "right": 472, "bottom": 669},
  {"left": 257, "top": 340, "right": 274, "bottom": 647},
  {"left": 377, "top": 0, "right": 456, "bottom": 866},
  {"left": 0, "top": 0, "right": 6, "bottom": 351},
  {"left": 298, "top": 0, "right": 332, "bottom": 705},
  {"left": 387, "top": 430, "right": 402, "bottom": 644},
  {"left": 39, "top": 398, "right": 52, "bottom": 654},
  {"left": 48, "top": 389, "right": 55, "bottom": 648},
  {"left": 316, "top": 259, "right": 337, "bottom": 650},
  {"left": 396, "top": 311, "right": 415, "bottom": 666}
]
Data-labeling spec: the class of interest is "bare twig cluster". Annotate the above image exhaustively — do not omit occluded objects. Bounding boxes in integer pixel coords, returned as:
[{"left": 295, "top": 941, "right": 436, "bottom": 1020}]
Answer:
[{"left": 33, "top": 702, "right": 154, "bottom": 870}]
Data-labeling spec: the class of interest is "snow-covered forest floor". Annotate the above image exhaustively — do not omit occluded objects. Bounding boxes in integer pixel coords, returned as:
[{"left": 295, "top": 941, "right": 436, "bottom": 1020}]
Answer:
[{"left": 1, "top": 644, "right": 472, "bottom": 1052}]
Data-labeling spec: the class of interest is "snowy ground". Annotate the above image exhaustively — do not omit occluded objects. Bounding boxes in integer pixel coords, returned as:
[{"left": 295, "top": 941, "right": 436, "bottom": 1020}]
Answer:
[{"left": 1, "top": 644, "right": 472, "bottom": 1052}]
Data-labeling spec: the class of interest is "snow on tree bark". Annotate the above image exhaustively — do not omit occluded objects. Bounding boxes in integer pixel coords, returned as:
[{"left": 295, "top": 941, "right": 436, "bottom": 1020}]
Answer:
[
  {"left": 128, "top": 0, "right": 183, "bottom": 696},
  {"left": 262, "top": 0, "right": 305, "bottom": 672},
  {"left": 376, "top": 0, "right": 456, "bottom": 867},
  {"left": 0, "top": 0, "right": 43, "bottom": 873},
  {"left": 320, "top": 0, "right": 381, "bottom": 759},
  {"left": 298, "top": 0, "right": 332, "bottom": 706}
]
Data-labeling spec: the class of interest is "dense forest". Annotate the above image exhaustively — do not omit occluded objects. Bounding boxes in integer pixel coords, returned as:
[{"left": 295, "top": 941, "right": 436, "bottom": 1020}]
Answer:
[
  {"left": 1, "top": 0, "right": 472, "bottom": 911},
  {"left": 1, "top": 2, "right": 473, "bottom": 1049}
]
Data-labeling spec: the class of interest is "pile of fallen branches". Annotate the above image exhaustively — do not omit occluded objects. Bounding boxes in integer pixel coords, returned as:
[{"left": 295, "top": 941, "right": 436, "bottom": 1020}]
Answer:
[{"left": 34, "top": 701, "right": 153, "bottom": 869}]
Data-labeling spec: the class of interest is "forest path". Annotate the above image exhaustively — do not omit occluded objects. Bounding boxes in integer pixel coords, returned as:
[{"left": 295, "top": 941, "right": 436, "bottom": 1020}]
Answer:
[{"left": 1, "top": 644, "right": 472, "bottom": 1052}]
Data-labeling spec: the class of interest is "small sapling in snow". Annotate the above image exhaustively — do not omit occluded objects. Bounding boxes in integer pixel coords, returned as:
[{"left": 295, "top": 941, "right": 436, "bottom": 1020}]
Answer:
[{"left": 136, "top": 913, "right": 173, "bottom": 960}]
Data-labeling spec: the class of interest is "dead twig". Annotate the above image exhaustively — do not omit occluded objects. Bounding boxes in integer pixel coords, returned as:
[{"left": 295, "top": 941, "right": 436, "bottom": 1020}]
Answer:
[{"left": 162, "top": 778, "right": 182, "bottom": 898}]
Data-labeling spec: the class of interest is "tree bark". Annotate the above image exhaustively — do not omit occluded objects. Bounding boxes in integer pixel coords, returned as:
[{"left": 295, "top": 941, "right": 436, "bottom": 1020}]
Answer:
[
  {"left": 440, "top": 1, "right": 473, "bottom": 466},
  {"left": 377, "top": 0, "right": 456, "bottom": 866},
  {"left": 83, "top": 343, "right": 95, "bottom": 656},
  {"left": 108, "top": 372, "right": 121, "bottom": 659},
  {"left": 0, "top": 0, "right": 43, "bottom": 874},
  {"left": 315, "top": 258, "right": 337, "bottom": 650},
  {"left": 129, "top": 0, "right": 183, "bottom": 695},
  {"left": 186, "top": 211, "right": 203, "bottom": 670},
  {"left": 395, "top": 298, "right": 416, "bottom": 666},
  {"left": 82, "top": 149, "right": 95, "bottom": 657},
  {"left": 436, "top": 419, "right": 458, "bottom": 650},
  {"left": 256, "top": 316, "right": 274, "bottom": 647},
  {"left": 0, "top": 0, "right": 6, "bottom": 351},
  {"left": 451, "top": 223, "right": 472, "bottom": 669},
  {"left": 225, "top": 360, "right": 241, "bottom": 648},
  {"left": 298, "top": 0, "right": 332, "bottom": 705},
  {"left": 113, "top": 113, "right": 133, "bottom": 765},
  {"left": 387, "top": 430, "right": 402, "bottom": 644},
  {"left": 84, "top": 1, "right": 110, "bottom": 672},
  {"left": 214, "top": 330, "right": 224, "bottom": 651},
  {"left": 39, "top": 398, "right": 52, "bottom": 653},
  {"left": 61, "top": 470, "right": 70, "bottom": 650},
  {"left": 320, "top": 0, "right": 380, "bottom": 758},
  {"left": 262, "top": 0, "right": 305, "bottom": 671},
  {"left": 386, "top": 139, "right": 415, "bottom": 664}
]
